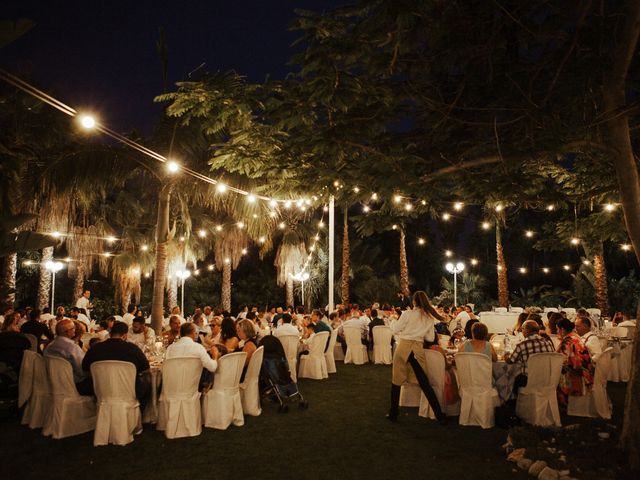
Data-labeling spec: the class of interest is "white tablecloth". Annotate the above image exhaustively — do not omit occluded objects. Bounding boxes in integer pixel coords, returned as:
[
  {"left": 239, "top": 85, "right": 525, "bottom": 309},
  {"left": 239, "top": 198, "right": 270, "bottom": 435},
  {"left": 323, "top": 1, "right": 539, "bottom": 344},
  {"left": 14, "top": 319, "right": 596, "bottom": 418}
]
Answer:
[{"left": 478, "top": 312, "right": 520, "bottom": 334}]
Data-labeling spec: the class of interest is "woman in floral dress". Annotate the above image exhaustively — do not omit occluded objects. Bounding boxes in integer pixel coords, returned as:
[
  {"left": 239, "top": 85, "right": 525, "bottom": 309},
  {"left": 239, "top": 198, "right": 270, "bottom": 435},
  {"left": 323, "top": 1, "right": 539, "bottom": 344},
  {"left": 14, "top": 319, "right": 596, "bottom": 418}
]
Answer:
[{"left": 556, "top": 318, "right": 594, "bottom": 405}]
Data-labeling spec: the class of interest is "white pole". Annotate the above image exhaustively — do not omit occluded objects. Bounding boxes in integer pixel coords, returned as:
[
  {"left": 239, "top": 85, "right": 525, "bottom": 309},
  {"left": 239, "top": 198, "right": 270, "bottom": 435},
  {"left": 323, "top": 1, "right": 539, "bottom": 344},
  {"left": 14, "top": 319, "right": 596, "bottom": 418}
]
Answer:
[
  {"left": 328, "top": 195, "right": 335, "bottom": 312},
  {"left": 453, "top": 270, "right": 458, "bottom": 307},
  {"left": 50, "top": 271, "right": 56, "bottom": 313},
  {"left": 301, "top": 279, "right": 305, "bottom": 307},
  {"left": 181, "top": 276, "right": 185, "bottom": 316}
]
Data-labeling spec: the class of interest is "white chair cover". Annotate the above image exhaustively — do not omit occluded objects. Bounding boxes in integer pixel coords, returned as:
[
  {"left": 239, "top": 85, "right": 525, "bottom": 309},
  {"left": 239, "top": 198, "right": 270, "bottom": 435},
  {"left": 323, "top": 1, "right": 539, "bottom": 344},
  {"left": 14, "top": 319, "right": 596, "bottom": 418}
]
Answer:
[
  {"left": 19, "top": 350, "right": 52, "bottom": 429},
  {"left": 157, "top": 357, "right": 203, "bottom": 439},
  {"left": 418, "top": 349, "right": 459, "bottom": 418},
  {"left": 240, "top": 346, "right": 264, "bottom": 416},
  {"left": 400, "top": 383, "right": 422, "bottom": 407},
  {"left": 455, "top": 352, "right": 500, "bottom": 429},
  {"left": 568, "top": 347, "right": 612, "bottom": 419},
  {"left": 494, "top": 307, "right": 508, "bottom": 313},
  {"left": 543, "top": 307, "right": 559, "bottom": 313},
  {"left": 278, "top": 335, "right": 300, "bottom": 382},
  {"left": 298, "top": 331, "right": 329, "bottom": 380},
  {"left": 202, "top": 352, "right": 246, "bottom": 430},
  {"left": 23, "top": 333, "right": 38, "bottom": 352},
  {"left": 333, "top": 342, "right": 345, "bottom": 362},
  {"left": 343, "top": 327, "right": 368, "bottom": 365},
  {"left": 324, "top": 328, "right": 338, "bottom": 374},
  {"left": 81, "top": 332, "right": 97, "bottom": 347},
  {"left": 91, "top": 361, "right": 141, "bottom": 446},
  {"left": 510, "top": 307, "right": 524, "bottom": 314},
  {"left": 562, "top": 308, "right": 577, "bottom": 320},
  {"left": 608, "top": 340, "right": 632, "bottom": 382},
  {"left": 45, "top": 356, "right": 96, "bottom": 439},
  {"left": 372, "top": 326, "right": 392, "bottom": 365},
  {"left": 549, "top": 335, "right": 561, "bottom": 349},
  {"left": 515, "top": 352, "right": 563, "bottom": 427}
]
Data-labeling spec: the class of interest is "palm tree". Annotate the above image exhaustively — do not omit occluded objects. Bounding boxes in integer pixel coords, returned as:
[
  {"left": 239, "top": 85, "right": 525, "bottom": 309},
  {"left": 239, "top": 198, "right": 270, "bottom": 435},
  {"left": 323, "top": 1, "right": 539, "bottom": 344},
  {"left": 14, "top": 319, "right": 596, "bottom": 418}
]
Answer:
[
  {"left": 496, "top": 222, "right": 509, "bottom": 308},
  {"left": 213, "top": 226, "right": 247, "bottom": 312},
  {"left": 341, "top": 205, "right": 350, "bottom": 304}
]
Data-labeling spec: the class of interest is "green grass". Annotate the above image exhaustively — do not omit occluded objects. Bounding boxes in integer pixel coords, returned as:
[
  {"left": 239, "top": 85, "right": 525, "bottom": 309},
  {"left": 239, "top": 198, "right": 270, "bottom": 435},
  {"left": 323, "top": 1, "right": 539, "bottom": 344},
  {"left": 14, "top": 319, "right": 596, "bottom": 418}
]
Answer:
[{"left": 0, "top": 364, "right": 626, "bottom": 480}]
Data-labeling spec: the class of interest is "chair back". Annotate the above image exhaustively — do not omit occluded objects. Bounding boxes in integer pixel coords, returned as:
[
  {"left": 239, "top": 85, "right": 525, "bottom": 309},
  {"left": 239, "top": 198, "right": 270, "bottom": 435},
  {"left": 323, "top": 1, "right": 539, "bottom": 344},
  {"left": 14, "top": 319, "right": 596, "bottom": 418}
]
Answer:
[
  {"left": 241, "top": 346, "right": 264, "bottom": 385},
  {"left": 327, "top": 328, "right": 338, "bottom": 351},
  {"left": 549, "top": 334, "right": 561, "bottom": 349},
  {"left": 525, "top": 353, "right": 564, "bottom": 390},
  {"left": 594, "top": 347, "right": 613, "bottom": 385},
  {"left": 18, "top": 349, "right": 38, "bottom": 407},
  {"left": 308, "top": 332, "right": 329, "bottom": 356},
  {"left": 494, "top": 307, "right": 508, "bottom": 313},
  {"left": 213, "top": 352, "right": 246, "bottom": 390},
  {"left": 162, "top": 357, "right": 202, "bottom": 398},
  {"left": 543, "top": 307, "right": 559, "bottom": 313},
  {"left": 81, "top": 333, "right": 96, "bottom": 348},
  {"left": 586, "top": 308, "right": 601, "bottom": 317},
  {"left": 455, "top": 352, "right": 493, "bottom": 389},
  {"left": 372, "top": 326, "right": 392, "bottom": 346},
  {"left": 423, "top": 349, "right": 446, "bottom": 389},
  {"left": 278, "top": 335, "right": 299, "bottom": 364},
  {"left": 45, "top": 356, "right": 81, "bottom": 397},
  {"left": 90, "top": 361, "right": 137, "bottom": 403},
  {"left": 510, "top": 307, "right": 524, "bottom": 314},
  {"left": 23, "top": 333, "right": 38, "bottom": 352},
  {"left": 343, "top": 327, "right": 363, "bottom": 348},
  {"left": 613, "top": 326, "right": 633, "bottom": 338},
  {"left": 562, "top": 308, "right": 577, "bottom": 319}
]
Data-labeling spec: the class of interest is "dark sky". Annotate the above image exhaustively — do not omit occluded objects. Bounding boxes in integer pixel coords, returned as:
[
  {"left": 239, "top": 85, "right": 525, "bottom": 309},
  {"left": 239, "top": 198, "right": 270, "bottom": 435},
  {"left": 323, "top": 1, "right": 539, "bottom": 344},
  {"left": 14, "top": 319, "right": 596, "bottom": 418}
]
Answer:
[{"left": 2, "top": 0, "right": 345, "bottom": 133}]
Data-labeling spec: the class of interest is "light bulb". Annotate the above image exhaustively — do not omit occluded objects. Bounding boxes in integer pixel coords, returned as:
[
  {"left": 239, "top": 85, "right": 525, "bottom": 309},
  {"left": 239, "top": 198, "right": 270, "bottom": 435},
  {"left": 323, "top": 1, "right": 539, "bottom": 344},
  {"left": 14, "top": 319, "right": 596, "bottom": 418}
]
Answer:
[
  {"left": 453, "top": 202, "right": 463, "bottom": 211},
  {"left": 198, "top": 229, "right": 207, "bottom": 238},
  {"left": 216, "top": 183, "right": 227, "bottom": 193},
  {"left": 470, "top": 259, "right": 478, "bottom": 266},
  {"left": 444, "top": 250, "right": 452, "bottom": 257},
  {"left": 442, "top": 213, "right": 450, "bottom": 221},
  {"left": 247, "top": 194, "right": 256, "bottom": 203},
  {"left": 542, "top": 267, "right": 549, "bottom": 274},
  {"left": 79, "top": 114, "right": 96, "bottom": 129},
  {"left": 481, "top": 222, "right": 490, "bottom": 230},
  {"left": 418, "top": 238, "right": 425, "bottom": 245},
  {"left": 166, "top": 161, "right": 180, "bottom": 173}
]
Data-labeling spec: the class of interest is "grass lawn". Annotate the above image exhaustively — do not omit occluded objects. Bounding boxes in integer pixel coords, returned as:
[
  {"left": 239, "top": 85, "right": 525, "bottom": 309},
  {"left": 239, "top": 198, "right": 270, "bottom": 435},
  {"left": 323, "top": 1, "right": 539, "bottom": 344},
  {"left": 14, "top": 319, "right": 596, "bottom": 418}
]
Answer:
[{"left": 0, "top": 363, "right": 627, "bottom": 480}]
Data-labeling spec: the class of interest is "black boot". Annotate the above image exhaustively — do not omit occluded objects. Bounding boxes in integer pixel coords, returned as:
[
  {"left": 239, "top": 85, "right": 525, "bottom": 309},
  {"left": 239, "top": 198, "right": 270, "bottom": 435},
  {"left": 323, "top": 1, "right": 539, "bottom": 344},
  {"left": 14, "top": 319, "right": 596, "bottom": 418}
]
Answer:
[
  {"left": 387, "top": 383, "right": 401, "bottom": 422},
  {"left": 407, "top": 352, "right": 447, "bottom": 425}
]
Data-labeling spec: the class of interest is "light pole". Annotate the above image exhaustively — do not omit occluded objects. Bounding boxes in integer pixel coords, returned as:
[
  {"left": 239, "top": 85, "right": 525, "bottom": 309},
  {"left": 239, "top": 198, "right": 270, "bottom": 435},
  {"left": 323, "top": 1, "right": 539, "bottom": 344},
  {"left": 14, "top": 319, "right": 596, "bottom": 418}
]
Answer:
[
  {"left": 176, "top": 269, "right": 191, "bottom": 316},
  {"left": 445, "top": 262, "right": 465, "bottom": 307},
  {"left": 293, "top": 271, "right": 310, "bottom": 306},
  {"left": 45, "top": 260, "right": 64, "bottom": 313}
]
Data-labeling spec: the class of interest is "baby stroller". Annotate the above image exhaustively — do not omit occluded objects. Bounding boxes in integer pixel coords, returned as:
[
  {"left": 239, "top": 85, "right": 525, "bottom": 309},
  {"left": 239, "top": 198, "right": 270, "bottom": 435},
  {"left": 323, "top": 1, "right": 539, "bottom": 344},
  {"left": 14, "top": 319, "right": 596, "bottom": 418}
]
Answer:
[{"left": 259, "top": 336, "right": 308, "bottom": 413}]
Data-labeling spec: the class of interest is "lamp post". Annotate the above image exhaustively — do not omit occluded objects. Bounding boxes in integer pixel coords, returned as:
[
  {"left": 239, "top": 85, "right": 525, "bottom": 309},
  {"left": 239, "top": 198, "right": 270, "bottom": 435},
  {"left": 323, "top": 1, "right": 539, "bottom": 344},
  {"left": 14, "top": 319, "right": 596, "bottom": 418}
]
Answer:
[
  {"left": 293, "top": 271, "right": 310, "bottom": 306},
  {"left": 445, "top": 262, "right": 465, "bottom": 307},
  {"left": 175, "top": 269, "right": 191, "bottom": 316},
  {"left": 45, "top": 260, "right": 64, "bottom": 313}
]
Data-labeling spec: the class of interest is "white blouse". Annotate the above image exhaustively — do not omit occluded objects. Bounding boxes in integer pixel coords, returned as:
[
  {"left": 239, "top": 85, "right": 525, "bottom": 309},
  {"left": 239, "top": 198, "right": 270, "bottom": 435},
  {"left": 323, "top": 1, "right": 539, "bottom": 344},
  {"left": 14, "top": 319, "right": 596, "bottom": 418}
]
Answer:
[{"left": 390, "top": 307, "right": 436, "bottom": 343}]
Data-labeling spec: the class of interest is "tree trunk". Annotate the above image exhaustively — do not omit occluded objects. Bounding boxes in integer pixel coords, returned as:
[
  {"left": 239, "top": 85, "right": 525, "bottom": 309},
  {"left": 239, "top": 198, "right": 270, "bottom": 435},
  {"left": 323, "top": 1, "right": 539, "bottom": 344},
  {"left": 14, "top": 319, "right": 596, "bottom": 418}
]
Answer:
[
  {"left": 73, "top": 262, "right": 85, "bottom": 304},
  {"left": 399, "top": 229, "right": 410, "bottom": 296},
  {"left": 151, "top": 184, "right": 171, "bottom": 334},
  {"left": 341, "top": 206, "right": 350, "bottom": 304},
  {"left": 592, "top": 247, "right": 609, "bottom": 317},
  {"left": 221, "top": 262, "right": 231, "bottom": 312},
  {"left": 601, "top": 0, "right": 640, "bottom": 470},
  {"left": 37, "top": 247, "right": 53, "bottom": 310},
  {"left": 167, "top": 276, "right": 178, "bottom": 310},
  {"left": 285, "top": 275, "right": 294, "bottom": 308},
  {"left": 496, "top": 223, "right": 509, "bottom": 308},
  {"left": 1, "top": 253, "right": 17, "bottom": 307}
]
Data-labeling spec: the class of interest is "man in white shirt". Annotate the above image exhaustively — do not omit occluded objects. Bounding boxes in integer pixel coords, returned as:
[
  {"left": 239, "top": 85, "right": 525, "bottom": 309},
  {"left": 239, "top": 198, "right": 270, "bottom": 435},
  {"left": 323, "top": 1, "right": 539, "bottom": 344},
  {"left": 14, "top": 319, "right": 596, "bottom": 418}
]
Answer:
[
  {"left": 449, "top": 306, "right": 470, "bottom": 332},
  {"left": 273, "top": 313, "right": 299, "bottom": 338},
  {"left": 122, "top": 304, "right": 137, "bottom": 326},
  {"left": 165, "top": 323, "right": 220, "bottom": 389},
  {"left": 75, "top": 290, "right": 93, "bottom": 320},
  {"left": 575, "top": 316, "right": 602, "bottom": 362},
  {"left": 128, "top": 316, "right": 156, "bottom": 349},
  {"left": 70, "top": 307, "right": 90, "bottom": 329}
]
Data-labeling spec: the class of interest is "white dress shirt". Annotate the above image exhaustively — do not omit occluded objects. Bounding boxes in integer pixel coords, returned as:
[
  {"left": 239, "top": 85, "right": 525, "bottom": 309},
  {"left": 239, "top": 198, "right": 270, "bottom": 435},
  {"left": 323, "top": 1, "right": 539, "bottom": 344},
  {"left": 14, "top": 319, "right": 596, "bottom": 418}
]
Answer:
[
  {"left": 122, "top": 313, "right": 135, "bottom": 326},
  {"left": 340, "top": 316, "right": 369, "bottom": 339},
  {"left": 274, "top": 323, "right": 300, "bottom": 338},
  {"left": 390, "top": 308, "right": 436, "bottom": 343},
  {"left": 127, "top": 328, "right": 156, "bottom": 349},
  {"left": 581, "top": 331, "right": 602, "bottom": 362},
  {"left": 165, "top": 336, "right": 218, "bottom": 372},
  {"left": 449, "top": 311, "right": 470, "bottom": 332}
]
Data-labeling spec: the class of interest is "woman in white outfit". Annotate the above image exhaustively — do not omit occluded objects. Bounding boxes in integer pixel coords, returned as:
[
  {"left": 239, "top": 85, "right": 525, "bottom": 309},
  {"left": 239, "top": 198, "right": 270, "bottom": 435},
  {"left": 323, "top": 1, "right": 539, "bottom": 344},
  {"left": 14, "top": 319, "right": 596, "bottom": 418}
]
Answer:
[{"left": 388, "top": 291, "right": 447, "bottom": 424}]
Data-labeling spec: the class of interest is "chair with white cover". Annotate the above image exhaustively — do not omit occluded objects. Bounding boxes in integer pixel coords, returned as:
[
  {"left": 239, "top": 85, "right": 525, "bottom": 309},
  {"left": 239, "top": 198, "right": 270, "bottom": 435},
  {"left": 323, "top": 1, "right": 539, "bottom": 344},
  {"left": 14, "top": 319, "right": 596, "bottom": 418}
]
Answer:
[
  {"left": 418, "top": 349, "right": 459, "bottom": 418},
  {"left": 19, "top": 350, "right": 52, "bottom": 429},
  {"left": 543, "top": 307, "right": 559, "bottom": 313},
  {"left": 515, "top": 352, "right": 564, "bottom": 427},
  {"left": 202, "top": 352, "right": 246, "bottom": 430},
  {"left": 562, "top": 308, "right": 577, "bottom": 319},
  {"left": 586, "top": 308, "right": 601, "bottom": 319},
  {"left": 549, "top": 335, "right": 561, "bottom": 350},
  {"left": 81, "top": 332, "right": 97, "bottom": 348},
  {"left": 91, "top": 360, "right": 141, "bottom": 446},
  {"left": 608, "top": 340, "right": 633, "bottom": 382},
  {"left": 23, "top": 333, "right": 38, "bottom": 352},
  {"left": 510, "top": 307, "right": 524, "bottom": 314},
  {"left": 343, "top": 327, "right": 368, "bottom": 365},
  {"left": 372, "top": 326, "right": 392, "bottom": 365},
  {"left": 298, "top": 331, "right": 329, "bottom": 380},
  {"left": 333, "top": 341, "right": 345, "bottom": 362},
  {"left": 568, "top": 347, "right": 613, "bottom": 419},
  {"left": 240, "top": 346, "right": 264, "bottom": 416},
  {"left": 278, "top": 335, "right": 299, "bottom": 382},
  {"left": 324, "top": 328, "right": 338, "bottom": 374},
  {"left": 157, "top": 357, "right": 203, "bottom": 439},
  {"left": 400, "top": 383, "right": 422, "bottom": 407},
  {"left": 455, "top": 352, "right": 501, "bottom": 429},
  {"left": 494, "top": 307, "right": 508, "bottom": 313},
  {"left": 45, "top": 356, "right": 96, "bottom": 439}
]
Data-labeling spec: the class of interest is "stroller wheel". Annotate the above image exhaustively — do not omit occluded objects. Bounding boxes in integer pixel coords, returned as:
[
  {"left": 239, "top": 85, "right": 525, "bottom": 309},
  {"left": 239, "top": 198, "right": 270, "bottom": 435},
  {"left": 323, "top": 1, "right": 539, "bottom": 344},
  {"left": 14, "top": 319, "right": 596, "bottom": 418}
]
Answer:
[{"left": 299, "top": 400, "right": 309, "bottom": 410}]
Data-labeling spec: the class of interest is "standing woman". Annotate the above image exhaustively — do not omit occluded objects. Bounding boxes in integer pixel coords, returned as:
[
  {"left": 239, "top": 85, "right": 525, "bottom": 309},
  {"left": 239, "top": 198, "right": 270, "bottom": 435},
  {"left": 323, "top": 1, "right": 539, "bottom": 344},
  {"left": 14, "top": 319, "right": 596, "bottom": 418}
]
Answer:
[{"left": 388, "top": 291, "right": 447, "bottom": 424}]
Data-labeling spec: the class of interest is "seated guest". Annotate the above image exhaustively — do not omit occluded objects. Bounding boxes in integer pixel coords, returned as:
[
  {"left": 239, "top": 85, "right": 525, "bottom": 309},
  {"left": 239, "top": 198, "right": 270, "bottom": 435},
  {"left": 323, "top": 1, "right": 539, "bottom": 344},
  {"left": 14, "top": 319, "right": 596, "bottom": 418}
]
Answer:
[
  {"left": 162, "top": 315, "right": 182, "bottom": 345},
  {"left": 557, "top": 318, "right": 594, "bottom": 406},
  {"left": 574, "top": 316, "right": 602, "bottom": 363},
  {"left": 20, "top": 309, "right": 54, "bottom": 346},
  {"left": 298, "top": 323, "right": 317, "bottom": 359},
  {"left": 448, "top": 327, "right": 465, "bottom": 348},
  {"left": 273, "top": 313, "right": 299, "bottom": 338},
  {"left": 44, "top": 319, "right": 92, "bottom": 395},
  {"left": 368, "top": 309, "right": 386, "bottom": 348},
  {"left": 449, "top": 306, "right": 470, "bottom": 332},
  {"left": 82, "top": 321, "right": 151, "bottom": 406},
  {"left": 463, "top": 306, "right": 479, "bottom": 339},
  {"left": 0, "top": 312, "right": 31, "bottom": 377},
  {"left": 546, "top": 312, "right": 561, "bottom": 335},
  {"left": 504, "top": 320, "right": 555, "bottom": 399},
  {"left": 220, "top": 317, "right": 240, "bottom": 352},
  {"left": 202, "top": 319, "right": 222, "bottom": 348},
  {"left": 512, "top": 312, "right": 529, "bottom": 334},
  {"left": 70, "top": 307, "right": 90, "bottom": 328},
  {"left": 192, "top": 313, "right": 210, "bottom": 337},
  {"left": 236, "top": 320, "right": 258, "bottom": 381},
  {"left": 73, "top": 320, "right": 88, "bottom": 349},
  {"left": 310, "top": 309, "right": 331, "bottom": 350},
  {"left": 458, "top": 322, "right": 497, "bottom": 361},
  {"left": 128, "top": 316, "right": 156, "bottom": 350},
  {"left": 339, "top": 309, "right": 369, "bottom": 344},
  {"left": 166, "top": 323, "right": 220, "bottom": 390}
]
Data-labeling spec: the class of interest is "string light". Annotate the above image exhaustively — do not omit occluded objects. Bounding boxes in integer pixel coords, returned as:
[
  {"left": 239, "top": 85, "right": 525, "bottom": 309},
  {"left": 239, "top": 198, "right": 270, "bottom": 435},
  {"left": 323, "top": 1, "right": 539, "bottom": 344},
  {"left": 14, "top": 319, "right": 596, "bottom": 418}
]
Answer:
[
  {"left": 318, "top": 221, "right": 325, "bottom": 228},
  {"left": 363, "top": 205, "right": 370, "bottom": 213},
  {"left": 269, "top": 199, "right": 278, "bottom": 208},
  {"left": 247, "top": 194, "right": 256, "bottom": 203},
  {"left": 442, "top": 212, "right": 451, "bottom": 221},
  {"left": 193, "top": 269, "right": 200, "bottom": 276},
  {"left": 481, "top": 222, "right": 491, "bottom": 230},
  {"left": 51, "top": 231, "right": 62, "bottom": 238},
  {"left": 420, "top": 200, "right": 427, "bottom": 206},
  {"left": 259, "top": 236, "right": 266, "bottom": 243},
  {"left": 285, "top": 201, "right": 292, "bottom": 209},
  {"left": 278, "top": 222, "right": 286, "bottom": 229},
  {"left": 418, "top": 238, "right": 426, "bottom": 245},
  {"left": 525, "top": 230, "right": 534, "bottom": 238},
  {"left": 216, "top": 183, "right": 227, "bottom": 193},
  {"left": 391, "top": 224, "right": 398, "bottom": 230},
  {"left": 198, "top": 229, "right": 207, "bottom": 238},
  {"left": 144, "top": 273, "right": 151, "bottom": 278},
  {"left": 547, "top": 204, "right": 555, "bottom": 211},
  {"left": 394, "top": 195, "right": 402, "bottom": 204},
  {"left": 404, "top": 203, "right": 413, "bottom": 211},
  {"left": 141, "top": 245, "right": 148, "bottom": 251},
  {"left": 570, "top": 237, "right": 580, "bottom": 245},
  {"left": 79, "top": 114, "right": 96, "bottom": 129},
  {"left": 216, "top": 225, "right": 223, "bottom": 232},
  {"left": 23, "top": 260, "right": 33, "bottom": 266},
  {"left": 495, "top": 204, "right": 503, "bottom": 212},
  {"left": 353, "top": 186, "right": 360, "bottom": 193},
  {"left": 371, "top": 193, "right": 378, "bottom": 201},
  {"left": 208, "top": 264, "right": 214, "bottom": 271},
  {"left": 224, "top": 258, "right": 230, "bottom": 264},
  {"left": 453, "top": 202, "right": 463, "bottom": 211},
  {"left": 519, "top": 267, "right": 527, "bottom": 274},
  {"left": 470, "top": 258, "right": 478, "bottom": 266},
  {"left": 604, "top": 203, "right": 616, "bottom": 212},
  {"left": 563, "top": 265, "right": 571, "bottom": 271},
  {"left": 542, "top": 267, "right": 550, "bottom": 274},
  {"left": 237, "top": 222, "right": 245, "bottom": 229},
  {"left": 179, "top": 236, "right": 185, "bottom": 242},
  {"left": 64, "top": 257, "right": 72, "bottom": 262},
  {"left": 583, "top": 260, "right": 591, "bottom": 265},
  {"left": 444, "top": 250, "right": 452, "bottom": 257},
  {"left": 621, "top": 244, "right": 632, "bottom": 251},
  {"left": 241, "top": 248, "right": 248, "bottom": 255}
]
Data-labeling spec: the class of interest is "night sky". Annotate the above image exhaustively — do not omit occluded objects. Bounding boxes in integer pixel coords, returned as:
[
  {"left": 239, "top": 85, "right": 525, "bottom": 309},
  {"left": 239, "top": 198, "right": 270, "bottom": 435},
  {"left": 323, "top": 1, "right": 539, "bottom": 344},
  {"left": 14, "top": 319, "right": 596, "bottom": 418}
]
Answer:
[{"left": 2, "top": 0, "right": 345, "bottom": 133}]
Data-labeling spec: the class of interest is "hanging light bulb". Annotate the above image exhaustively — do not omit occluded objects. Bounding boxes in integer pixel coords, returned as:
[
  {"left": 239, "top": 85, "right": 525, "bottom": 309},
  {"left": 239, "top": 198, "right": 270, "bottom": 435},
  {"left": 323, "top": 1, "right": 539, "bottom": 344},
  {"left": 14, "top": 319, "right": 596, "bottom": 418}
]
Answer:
[
  {"left": 363, "top": 205, "right": 370, "bottom": 213},
  {"left": 525, "top": 230, "right": 534, "bottom": 238},
  {"left": 79, "top": 114, "right": 97, "bottom": 129},
  {"left": 519, "top": 267, "right": 527, "bottom": 274},
  {"left": 241, "top": 248, "right": 248, "bottom": 255},
  {"left": 259, "top": 236, "right": 266, "bottom": 243},
  {"left": 418, "top": 238, "right": 426, "bottom": 245},
  {"left": 237, "top": 222, "right": 245, "bottom": 229},
  {"left": 391, "top": 224, "right": 398, "bottom": 230},
  {"left": 323, "top": 205, "right": 329, "bottom": 212},
  {"left": 583, "top": 259, "right": 591, "bottom": 265},
  {"left": 314, "top": 235, "right": 320, "bottom": 241},
  {"left": 353, "top": 186, "right": 360, "bottom": 193},
  {"left": 371, "top": 192, "right": 378, "bottom": 201},
  {"left": 453, "top": 202, "right": 463, "bottom": 211},
  {"left": 284, "top": 200, "right": 292, "bottom": 209},
  {"left": 279, "top": 222, "right": 286, "bottom": 229},
  {"left": 318, "top": 221, "right": 325, "bottom": 228},
  {"left": 216, "top": 225, "right": 223, "bottom": 232},
  {"left": 421, "top": 199, "right": 427, "bottom": 206},
  {"left": 394, "top": 195, "right": 402, "bottom": 204},
  {"left": 106, "top": 236, "right": 117, "bottom": 243},
  {"left": 442, "top": 213, "right": 451, "bottom": 221},
  {"left": 216, "top": 183, "right": 227, "bottom": 193},
  {"left": 269, "top": 199, "right": 278, "bottom": 208},
  {"left": 224, "top": 258, "right": 231, "bottom": 264},
  {"left": 141, "top": 245, "right": 149, "bottom": 252},
  {"left": 621, "top": 244, "right": 632, "bottom": 251},
  {"left": 542, "top": 267, "right": 550, "bottom": 274},
  {"left": 247, "top": 194, "right": 257, "bottom": 203},
  {"left": 547, "top": 204, "right": 555, "bottom": 211},
  {"left": 470, "top": 259, "right": 478, "bottom": 266},
  {"left": 604, "top": 203, "right": 616, "bottom": 212},
  {"left": 198, "top": 229, "right": 207, "bottom": 238},
  {"left": 179, "top": 236, "right": 185, "bottom": 242},
  {"left": 481, "top": 222, "right": 491, "bottom": 230},
  {"left": 208, "top": 264, "right": 214, "bottom": 271},
  {"left": 563, "top": 265, "right": 571, "bottom": 271},
  {"left": 166, "top": 160, "right": 180, "bottom": 173},
  {"left": 269, "top": 211, "right": 277, "bottom": 218},
  {"left": 570, "top": 237, "right": 580, "bottom": 245},
  {"left": 404, "top": 203, "right": 413, "bottom": 211},
  {"left": 51, "top": 231, "right": 62, "bottom": 238},
  {"left": 144, "top": 272, "right": 151, "bottom": 278},
  {"left": 444, "top": 250, "right": 452, "bottom": 257}
]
